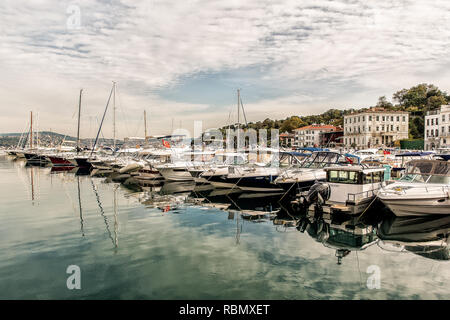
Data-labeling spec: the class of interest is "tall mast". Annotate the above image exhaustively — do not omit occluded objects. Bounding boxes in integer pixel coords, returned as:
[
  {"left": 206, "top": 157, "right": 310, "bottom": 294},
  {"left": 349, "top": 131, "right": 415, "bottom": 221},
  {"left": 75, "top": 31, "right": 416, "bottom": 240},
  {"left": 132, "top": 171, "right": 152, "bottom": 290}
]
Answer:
[
  {"left": 237, "top": 89, "right": 240, "bottom": 130},
  {"left": 237, "top": 89, "right": 240, "bottom": 150},
  {"left": 144, "top": 110, "right": 147, "bottom": 140},
  {"left": 76, "top": 89, "right": 83, "bottom": 154},
  {"left": 90, "top": 83, "right": 115, "bottom": 158},
  {"left": 113, "top": 81, "right": 116, "bottom": 150},
  {"left": 36, "top": 113, "right": 39, "bottom": 149},
  {"left": 30, "top": 111, "right": 33, "bottom": 149}
]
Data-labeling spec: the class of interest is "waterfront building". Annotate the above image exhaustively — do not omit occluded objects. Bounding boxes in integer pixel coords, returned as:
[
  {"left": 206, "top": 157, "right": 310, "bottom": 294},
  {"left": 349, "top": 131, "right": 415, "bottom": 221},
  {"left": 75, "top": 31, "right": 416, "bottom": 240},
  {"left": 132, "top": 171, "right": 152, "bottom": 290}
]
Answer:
[
  {"left": 293, "top": 124, "right": 341, "bottom": 148},
  {"left": 424, "top": 105, "right": 450, "bottom": 150},
  {"left": 319, "top": 129, "right": 344, "bottom": 147},
  {"left": 343, "top": 107, "right": 409, "bottom": 148},
  {"left": 280, "top": 132, "right": 295, "bottom": 148}
]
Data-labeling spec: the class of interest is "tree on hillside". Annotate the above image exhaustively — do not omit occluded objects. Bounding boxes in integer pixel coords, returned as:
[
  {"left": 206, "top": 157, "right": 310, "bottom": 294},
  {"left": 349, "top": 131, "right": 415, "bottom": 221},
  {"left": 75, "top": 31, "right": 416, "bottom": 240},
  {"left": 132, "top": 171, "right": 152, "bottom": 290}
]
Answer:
[
  {"left": 393, "top": 83, "right": 449, "bottom": 139},
  {"left": 393, "top": 83, "right": 449, "bottom": 112},
  {"left": 376, "top": 96, "right": 393, "bottom": 109}
]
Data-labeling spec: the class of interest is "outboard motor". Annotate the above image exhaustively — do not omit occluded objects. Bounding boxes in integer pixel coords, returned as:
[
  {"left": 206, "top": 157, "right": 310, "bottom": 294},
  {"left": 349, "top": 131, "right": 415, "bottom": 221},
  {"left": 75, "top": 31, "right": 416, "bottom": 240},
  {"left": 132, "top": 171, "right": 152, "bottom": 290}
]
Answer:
[{"left": 299, "top": 181, "right": 331, "bottom": 209}]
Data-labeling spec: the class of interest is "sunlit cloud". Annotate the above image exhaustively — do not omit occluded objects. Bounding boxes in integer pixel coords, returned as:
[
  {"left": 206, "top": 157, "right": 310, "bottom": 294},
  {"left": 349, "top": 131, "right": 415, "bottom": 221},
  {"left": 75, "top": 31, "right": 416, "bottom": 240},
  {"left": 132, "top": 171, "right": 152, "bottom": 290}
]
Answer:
[{"left": 1, "top": 0, "right": 450, "bottom": 136}]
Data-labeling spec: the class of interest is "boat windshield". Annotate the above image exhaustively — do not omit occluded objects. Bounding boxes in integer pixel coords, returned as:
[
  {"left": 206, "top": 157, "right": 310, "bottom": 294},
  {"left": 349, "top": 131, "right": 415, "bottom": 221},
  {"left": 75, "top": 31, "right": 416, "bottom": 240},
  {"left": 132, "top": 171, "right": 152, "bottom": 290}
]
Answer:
[
  {"left": 300, "top": 152, "right": 342, "bottom": 168},
  {"left": 403, "top": 160, "right": 450, "bottom": 183},
  {"left": 399, "top": 174, "right": 430, "bottom": 183}
]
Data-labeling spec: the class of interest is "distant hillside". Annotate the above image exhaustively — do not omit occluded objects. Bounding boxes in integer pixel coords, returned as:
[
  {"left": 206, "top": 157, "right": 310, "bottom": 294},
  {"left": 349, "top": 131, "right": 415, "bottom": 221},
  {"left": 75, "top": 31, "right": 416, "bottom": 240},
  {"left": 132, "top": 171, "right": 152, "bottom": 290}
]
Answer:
[
  {"left": 0, "top": 131, "right": 75, "bottom": 139},
  {"left": 0, "top": 131, "right": 118, "bottom": 147}
]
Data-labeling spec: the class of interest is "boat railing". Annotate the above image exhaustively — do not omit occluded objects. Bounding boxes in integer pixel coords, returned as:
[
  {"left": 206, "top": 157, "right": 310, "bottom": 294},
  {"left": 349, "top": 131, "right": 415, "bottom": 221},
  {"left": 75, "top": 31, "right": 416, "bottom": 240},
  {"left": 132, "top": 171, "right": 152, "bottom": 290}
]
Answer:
[
  {"left": 419, "top": 185, "right": 449, "bottom": 195},
  {"left": 347, "top": 189, "right": 377, "bottom": 202}
]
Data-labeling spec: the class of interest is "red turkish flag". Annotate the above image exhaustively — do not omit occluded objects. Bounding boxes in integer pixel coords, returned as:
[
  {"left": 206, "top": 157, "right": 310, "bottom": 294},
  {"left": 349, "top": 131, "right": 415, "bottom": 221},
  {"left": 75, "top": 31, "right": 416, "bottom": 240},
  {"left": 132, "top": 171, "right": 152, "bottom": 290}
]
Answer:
[{"left": 162, "top": 139, "right": 171, "bottom": 148}]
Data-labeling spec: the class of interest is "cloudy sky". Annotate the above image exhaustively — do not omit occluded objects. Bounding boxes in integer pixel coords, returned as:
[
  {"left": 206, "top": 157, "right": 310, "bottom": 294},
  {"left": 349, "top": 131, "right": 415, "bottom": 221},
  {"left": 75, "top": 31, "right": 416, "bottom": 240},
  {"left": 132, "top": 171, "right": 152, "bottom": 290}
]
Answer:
[{"left": 1, "top": 0, "right": 450, "bottom": 138}]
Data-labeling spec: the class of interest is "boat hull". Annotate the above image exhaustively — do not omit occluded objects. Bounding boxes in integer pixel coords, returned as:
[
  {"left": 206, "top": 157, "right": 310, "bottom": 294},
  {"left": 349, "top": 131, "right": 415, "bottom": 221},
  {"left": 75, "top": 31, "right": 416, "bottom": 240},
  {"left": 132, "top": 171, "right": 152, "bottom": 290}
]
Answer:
[
  {"left": 380, "top": 197, "right": 450, "bottom": 216},
  {"left": 234, "top": 176, "right": 284, "bottom": 192},
  {"left": 24, "top": 153, "right": 50, "bottom": 166},
  {"left": 158, "top": 167, "right": 194, "bottom": 181},
  {"left": 74, "top": 157, "right": 93, "bottom": 169},
  {"left": 48, "top": 156, "right": 76, "bottom": 167}
]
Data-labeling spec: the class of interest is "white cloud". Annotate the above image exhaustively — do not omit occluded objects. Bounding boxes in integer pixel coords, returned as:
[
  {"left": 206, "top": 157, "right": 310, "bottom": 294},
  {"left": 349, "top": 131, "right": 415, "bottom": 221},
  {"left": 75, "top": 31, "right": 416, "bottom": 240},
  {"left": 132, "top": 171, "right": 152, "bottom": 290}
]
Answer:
[{"left": 1, "top": 0, "right": 450, "bottom": 136}]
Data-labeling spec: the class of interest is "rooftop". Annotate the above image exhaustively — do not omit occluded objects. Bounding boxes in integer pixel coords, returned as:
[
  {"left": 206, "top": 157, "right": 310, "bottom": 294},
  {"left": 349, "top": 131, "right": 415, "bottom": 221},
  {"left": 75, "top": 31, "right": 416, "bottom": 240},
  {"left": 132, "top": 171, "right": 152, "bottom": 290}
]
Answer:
[
  {"left": 294, "top": 124, "right": 340, "bottom": 131},
  {"left": 346, "top": 107, "right": 409, "bottom": 116}
]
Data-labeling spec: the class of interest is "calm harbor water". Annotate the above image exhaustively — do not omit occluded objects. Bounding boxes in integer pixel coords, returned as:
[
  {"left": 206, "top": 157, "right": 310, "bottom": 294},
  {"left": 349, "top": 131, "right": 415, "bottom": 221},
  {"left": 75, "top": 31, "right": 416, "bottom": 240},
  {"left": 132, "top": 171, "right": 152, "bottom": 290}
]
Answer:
[{"left": 0, "top": 155, "right": 449, "bottom": 300}]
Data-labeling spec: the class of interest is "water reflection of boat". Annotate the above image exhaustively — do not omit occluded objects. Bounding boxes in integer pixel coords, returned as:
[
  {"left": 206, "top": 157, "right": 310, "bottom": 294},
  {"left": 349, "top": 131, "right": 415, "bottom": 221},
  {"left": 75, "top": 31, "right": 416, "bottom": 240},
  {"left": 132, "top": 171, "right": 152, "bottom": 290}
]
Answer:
[
  {"left": 192, "top": 190, "right": 283, "bottom": 219},
  {"left": 50, "top": 166, "right": 78, "bottom": 174},
  {"left": 160, "top": 181, "right": 196, "bottom": 195},
  {"left": 141, "top": 192, "right": 187, "bottom": 212},
  {"left": 377, "top": 215, "right": 450, "bottom": 260},
  {"left": 301, "top": 212, "right": 378, "bottom": 264}
]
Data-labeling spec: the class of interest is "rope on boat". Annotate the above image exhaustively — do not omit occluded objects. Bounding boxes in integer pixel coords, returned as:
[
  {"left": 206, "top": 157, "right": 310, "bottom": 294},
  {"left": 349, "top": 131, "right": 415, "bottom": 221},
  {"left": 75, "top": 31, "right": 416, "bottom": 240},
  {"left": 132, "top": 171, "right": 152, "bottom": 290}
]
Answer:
[
  {"left": 279, "top": 181, "right": 297, "bottom": 203},
  {"left": 355, "top": 195, "right": 379, "bottom": 221}
]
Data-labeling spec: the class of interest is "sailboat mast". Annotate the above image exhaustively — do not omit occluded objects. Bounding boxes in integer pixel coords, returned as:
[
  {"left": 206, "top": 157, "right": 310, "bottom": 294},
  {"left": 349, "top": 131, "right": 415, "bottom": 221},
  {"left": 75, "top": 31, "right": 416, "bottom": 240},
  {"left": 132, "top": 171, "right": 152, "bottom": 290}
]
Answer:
[
  {"left": 113, "top": 81, "right": 116, "bottom": 150},
  {"left": 90, "top": 83, "right": 115, "bottom": 158},
  {"left": 30, "top": 111, "right": 33, "bottom": 149},
  {"left": 237, "top": 89, "right": 240, "bottom": 130},
  {"left": 144, "top": 110, "right": 147, "bottom": 140},
  {"left": 76, "top": 89, "right": 83, "bottom": 154},
  {"left": 237, "top": 89, "right": 240, "bottom": 150}
]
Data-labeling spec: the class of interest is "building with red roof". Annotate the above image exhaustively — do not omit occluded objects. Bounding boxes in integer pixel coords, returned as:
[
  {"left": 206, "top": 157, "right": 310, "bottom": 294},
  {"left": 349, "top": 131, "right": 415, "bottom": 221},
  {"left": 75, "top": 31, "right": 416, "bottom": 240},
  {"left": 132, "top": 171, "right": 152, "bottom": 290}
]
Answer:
[{"left": 293, "top": 124, "right": 341, "bottom": 147}]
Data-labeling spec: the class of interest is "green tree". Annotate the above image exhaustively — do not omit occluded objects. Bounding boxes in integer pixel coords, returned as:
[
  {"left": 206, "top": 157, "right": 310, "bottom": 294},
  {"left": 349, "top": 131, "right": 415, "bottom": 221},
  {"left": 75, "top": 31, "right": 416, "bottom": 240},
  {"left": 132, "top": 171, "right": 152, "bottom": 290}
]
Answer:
[
  {"left": 393, "top": 83, "right": 449, "bottom": 111},
  {"left": 376, "top": 96, "right": 393, "bottom": 109}
]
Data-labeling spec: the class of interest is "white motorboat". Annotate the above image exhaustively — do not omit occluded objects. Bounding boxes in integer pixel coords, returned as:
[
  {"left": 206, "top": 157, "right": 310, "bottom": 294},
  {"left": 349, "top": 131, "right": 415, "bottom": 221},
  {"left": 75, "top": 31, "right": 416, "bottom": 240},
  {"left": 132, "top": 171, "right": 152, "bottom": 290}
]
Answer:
[
  {"left": 198, "top": 152, "right": 248, "bottom": 187},
  {"left": 377, "top": 160, "right": 450, "bottom": 216},
  {"left": 225, "top": 164, "right": 283, "bottom": 192},
  {"left": 156, "top": 162, "right": 196, "bottom": 181},
  {"left": 274, "top": 151, "right": 356, "bottom": 193},
  {"left": 155, "top": 151, "right": 216, "bottom": 181},
  {"left": 354, "top": 148, "right": 380, "bottom": 160},
  {"left": 297, "top": 165, "right": 387, "bottom": 215}
]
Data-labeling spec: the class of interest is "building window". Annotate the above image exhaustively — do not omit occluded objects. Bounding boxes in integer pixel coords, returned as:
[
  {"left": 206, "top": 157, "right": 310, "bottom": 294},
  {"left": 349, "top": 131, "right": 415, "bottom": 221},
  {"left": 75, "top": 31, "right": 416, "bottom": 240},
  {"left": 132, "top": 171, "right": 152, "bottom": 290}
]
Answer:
[
  {"left": 426, "top": 130, "right": 429, "bottom": 137},
  {"left": 369, "top": 115, "right": 372, "bottom": 121},
  {"left": 437, "top": 119, "right": 439, "bottom": 125},
  {"left": 397, "top": 116, "right": 400, "bottom": 122},
  {"left": 382, "top": 116, "right": 385, "bottom": 121},
  {"left": 391, "top": 116, "right": 394, "bottom": 121},
  {"left": 376, "top": 126, "right": 379, "bottom": 131},
  {"left": 427, "top": 119, "right": 430, "bottom": 126},
  {"left": 376, "top": 116, "right": 379, "bottom": 121},
  {"left": 403, "top": 116, "right": 406, "bottom": 121},
  {"left": 436, "top": 129, "right": 439, "bottom": 136},
  {"left": 431, "top": 119, "right": 434, "bottom": 125},
  {"left": 391, "top": 125, "right": 394, "bottom": 131}
]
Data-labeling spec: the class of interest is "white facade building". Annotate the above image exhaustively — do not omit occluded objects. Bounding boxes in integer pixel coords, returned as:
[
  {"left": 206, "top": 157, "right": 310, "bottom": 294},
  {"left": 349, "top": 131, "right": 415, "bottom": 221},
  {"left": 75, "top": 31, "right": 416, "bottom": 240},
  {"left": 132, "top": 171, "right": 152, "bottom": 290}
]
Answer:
[
  {"left": 294, "top": 124, "right": 340, "bottom": 147},
  {"left": 343, "top": 107, "right": 409, "bottom": 149},
  {"left": 424, "top": 105, "right": 450, "bottom": 150}
]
